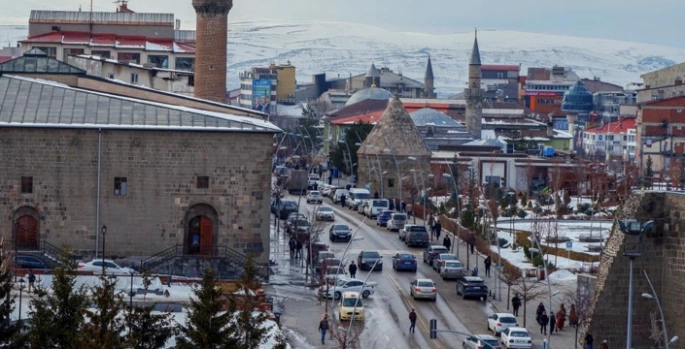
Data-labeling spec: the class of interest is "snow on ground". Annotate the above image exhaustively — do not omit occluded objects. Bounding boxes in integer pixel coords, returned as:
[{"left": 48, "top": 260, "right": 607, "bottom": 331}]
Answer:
[
  {"left": 502, "top": 220, "right": 611, "bottom": 255},
  {"left": 548, "top": 270, "right": 577, "bottom": 281}
]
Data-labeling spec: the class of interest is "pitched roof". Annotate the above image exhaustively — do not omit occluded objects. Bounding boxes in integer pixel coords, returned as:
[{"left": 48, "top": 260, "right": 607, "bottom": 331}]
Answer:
[
  {"left": 0, "top": 75, "right": 280, "bottom": 133},
  {"left": 358, "top": 96, "right": 432, "bottom": 157},
  {"left": 0, "top": 49, "right": 87, "bottom": 74},
  {"left": 330, "top": 111, "right": 383, "bottom": 125},
  {"left": 425, "top": 56, "right": 434, "bottom": 80},
  {"left": 583, "top": 118, "right": 636, "bottom": 134},
  {"left": 469, "top": 35, "right": 481, "bottom": 66},
  {"left": 327, "top": 99, "right": 389, "bottom": 119}
]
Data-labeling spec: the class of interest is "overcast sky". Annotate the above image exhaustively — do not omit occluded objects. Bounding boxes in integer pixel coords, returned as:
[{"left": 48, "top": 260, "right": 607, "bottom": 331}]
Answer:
[{"left": 2, "top": 0, "right": 682, "bottom": 48}]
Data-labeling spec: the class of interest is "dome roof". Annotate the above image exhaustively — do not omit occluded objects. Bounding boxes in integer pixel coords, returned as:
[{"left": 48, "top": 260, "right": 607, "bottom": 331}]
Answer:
[
  {"left": 410, "top": 108, "right": 462, "bottom": 127},
  {"left": 344, "top": 87, "right": 393, "bottom": 107},
  {"left": 561, "top": 80, "right": 594, "bottom": 114}
]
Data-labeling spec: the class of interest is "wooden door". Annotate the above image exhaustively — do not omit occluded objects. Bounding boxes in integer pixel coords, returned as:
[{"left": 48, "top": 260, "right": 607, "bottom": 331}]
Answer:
[
  {"left": 17, "top": 216, "right": 38, "bottom": 250},
  {"left": 199, "top": 216, "right": 213, "bottom": 255}
]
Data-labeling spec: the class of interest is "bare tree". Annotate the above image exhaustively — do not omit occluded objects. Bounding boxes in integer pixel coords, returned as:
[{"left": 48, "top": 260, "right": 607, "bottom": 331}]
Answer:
[
  {"left": 499, "top": 263, "right": 522, "bottom": 310},
  {"left": 564, "top": 288, "right": 593, "bottom": 349},
  {"left": 331, "top": 325, "right": 362, "bottom": 349},
  {"left": 513, "top": 277, "right": 546, "bottom": 327}
]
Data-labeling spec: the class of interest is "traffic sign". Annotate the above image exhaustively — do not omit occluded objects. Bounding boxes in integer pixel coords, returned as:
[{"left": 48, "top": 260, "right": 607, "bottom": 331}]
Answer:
[{"left": 565, "top": 241, "right": 573, "bottom": 250}]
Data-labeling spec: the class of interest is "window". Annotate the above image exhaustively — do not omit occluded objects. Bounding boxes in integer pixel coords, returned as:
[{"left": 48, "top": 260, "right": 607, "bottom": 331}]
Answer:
[
  {"left": 175, "top": 57, "right": 195, "bottom": 72},
  {"left": 114, "top": 177, "right": 127, "bottom": 196},
  {"left": 117, "top": 52, "right": 140, "bottom": 64},
  {"left": 33, "top": 46, "right": 56, "bottom": 58},
  {"left": 147, "top": 55, "right": 169, "bottom": 68},
  {"left": 130, "top": 73, "right": 139, "bottom": 84},
  {"left": 497, "top": 72, "right": 504, "bottom": 79},
  {"left": 388, "top": 179, "right": 395, "bottom": 188},
  {"left": 188, "top": 75, "right": 195, "bottom": 86},
  {"left": 21, "top": 176, "right": 33, "bottom": 194},
  {"left": 91, "top": 50, "right": 111, "bottom": 58},
  {"left": 108, "top": 73, "right": 115, "bottom": 79},
  {"left": 63, "top": 48, "right": 85, "bottom": 57},
  {"left": 197, "top": 176, "right": 209, "bottom": 189}
]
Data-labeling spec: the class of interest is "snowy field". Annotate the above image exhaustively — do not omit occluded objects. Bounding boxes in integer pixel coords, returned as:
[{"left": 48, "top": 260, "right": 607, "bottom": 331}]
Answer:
[{"left": 503, "top": 220, "right": 612, "bottom": 254}]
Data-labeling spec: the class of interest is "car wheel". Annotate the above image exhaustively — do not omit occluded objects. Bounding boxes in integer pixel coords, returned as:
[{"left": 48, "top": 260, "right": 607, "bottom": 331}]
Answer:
[
  {"left": 362, "top": 290, "right": 370, "bottom": 298},
  {"left": 413, "top": 268, "right": 417, "bottom": 272},
  {"left": 483, "top": 296, "right": 488, "bottom": 302},
  {"left": 432, "top": 297, "right": 436, "bottom": 302},
  {"left": 334, "top": 292, "right": 341, "bottom": 300}
]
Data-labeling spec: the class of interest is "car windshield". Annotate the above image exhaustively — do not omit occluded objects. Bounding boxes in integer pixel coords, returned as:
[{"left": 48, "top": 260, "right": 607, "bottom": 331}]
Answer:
[
  {"left": 318, "top": 253, "right": 335, "bottom": 260},
  {"left": 294, "top": 219, "right": 309, "bottom": 226},
  {"left": 445, "top": 261, "right": 462, "bottom": 268},
  {"left": 440, "top": 254, "right": 457, "bottom": 260},
  {"left": 361, "top": 252, "right": 380, "bottom": 258},
  {"left": 510, "top": 331, "right": 529, "bottom": 338},
  {"left": 432, "top": 247, "right": 449, "bottom": 253},
  {"left": 372, "top": 200, "right": 388, "bottom": 207},
  {"left": 324, "top": 259, "right": 342, "bottom": 266},
  {"left": 499, "top": 317, "right": 517, "bottom": 323},
  {"left": 355, "top": 193, "right": 371, "bottom": 199},
  {"left": 381, "top": 211, "right": 393, "bottom": 216},
  {"left": 319, "top": 207, "right": 333, "bottom": 212},
  {"left": 326, "top": 267, "right": 344, "bottom": 274},
  {"left": 410, "top": 226, "right": 427, "bottom": 232},
  {"left": 333, "top": 225, "right": 350, "bottom": 231},
  {"left": 393, "top": 215, "right": 407, "bottom": 221},
  {"left": 310, "top": 191, "right": 321, "bottom": 196},
  {"left": 283, "top": 202, "right": 297, "bottom": 208},
  {"left": 483, "top": 339, "right": 499, "bottom": 348},
  {"left": 342, "top": 298, "right": 363, "bottom": 307},
  {"left": 417, "top": 281, "right": 434, "bottom": 287},
  {"left": 398, "top": 254, "right": 414, "bottom": 260}
]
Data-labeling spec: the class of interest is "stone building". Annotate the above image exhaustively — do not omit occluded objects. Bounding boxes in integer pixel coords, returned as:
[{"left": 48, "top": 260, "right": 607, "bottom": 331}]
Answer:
[
  {"left": 0, "top": 74, "right": 279, "bottom": 270},
  {"left": 464, "top": 31, "right": 483, "bottom": 139},
  {"left": 357, "top": 97, "right": 432, "bottom": 200}
]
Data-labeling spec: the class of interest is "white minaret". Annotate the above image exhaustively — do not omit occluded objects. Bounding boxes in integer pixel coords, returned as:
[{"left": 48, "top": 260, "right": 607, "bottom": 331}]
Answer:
[{"left": 465, "top": 29, "right": 483, "bottom": 139}]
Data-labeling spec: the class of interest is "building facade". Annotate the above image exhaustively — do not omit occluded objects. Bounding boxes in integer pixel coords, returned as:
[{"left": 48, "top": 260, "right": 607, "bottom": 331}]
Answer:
[
  {"left": 636, "top": 96, "right": 685, "bottom": 172},
  {"left": 581, "top": 118, "right": 637, "bottom": 158},
  {"left": 238, "top": 67, "right": 279, "bottom": 115}
]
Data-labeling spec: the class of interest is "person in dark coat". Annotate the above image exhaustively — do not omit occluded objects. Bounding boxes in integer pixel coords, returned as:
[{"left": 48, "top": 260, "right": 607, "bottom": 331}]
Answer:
[
  {"left": 28, "top": 270, "right": 36, "bottom": 293},
  {"left": 511, "top": 294, "right": 522, "bottom": 316},
  {"left": 318, "top": 314, "right": 330, "bottom": 345},
  {"left": 468, "top": 233, "right": 476, "bottom": 254},
  {"left": 295, "top": 240, "right": 303, "bottom": 259},
  {"left": 536, "top": 302, "right": 546, "bottom": 324},
  {"left": 288, "top": 237, "right": 296, "bottom": 259},
  {"left": 539, "top": 311, "right": 549, "bottom": 335},
  {"left": 484, "top": 256, "right": 492, "bottom": 277},
  {"left": 585, "top": 331, "right": 594, "bottom": 349},
  {"left": 435, "top": 222, "right": 442, "bottom": 241},
  {"left": 340, "top": 194, "right": 346, "bottom": 207},
  {"left": 409, "top": 309, "right": 418, "bottom": 333},
  {"left": 443, "top": 236, "right": 451, "bottom": 251},
  {"left": 348, "top": 261, "right": 357, "bottom": 279},
  {"left": 549, "top": 312, "right": 556, "bottom": 334},
  {"left": 374, "top": 191, "right": 379, "bottom": 199}
]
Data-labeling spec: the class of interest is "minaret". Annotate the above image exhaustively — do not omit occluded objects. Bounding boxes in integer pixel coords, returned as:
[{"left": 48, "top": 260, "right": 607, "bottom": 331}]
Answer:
[
  {"left": 424, "top": 55, "right": 436, "bottom": 98},
  {"left": 465, "top": 29, "right": 483, "bottom": 139},
  {"left": 192, "top": 0, "right": 233, "bottom": 103}
]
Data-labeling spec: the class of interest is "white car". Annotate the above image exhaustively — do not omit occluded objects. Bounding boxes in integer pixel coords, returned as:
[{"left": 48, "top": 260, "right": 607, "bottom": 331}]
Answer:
[
  {"left": 318, "top": 277, "right": 378, "bottom": 300},
  {"left": 316, "top": 206, "right": 335, "bottom": 221},
  {"left": 306, "top": 191, "right": 323, "bottom": 204},
  {"left": 500, "top": 327, "right": 532, "bottom": 349},
  {"left": 78, "top": 259, "right": 134, "bottom": 275},
  {"left": 487, "top": 313, "right": 519, "bottom": 336},
  {"left": 409, "top": 278, "right": 437, "bottom": 302},
  {"left": 363, "top": 199, "right": 389, "bottom": 218}
]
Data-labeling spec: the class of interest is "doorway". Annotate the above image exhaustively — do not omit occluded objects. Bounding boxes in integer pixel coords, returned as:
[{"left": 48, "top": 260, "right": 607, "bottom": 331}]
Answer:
[
  {"left": 187, "top": 215, "right": 213, "bottom": 255},
  {"left": 16, "top": 215, "right": 39, "bottom": 250}
]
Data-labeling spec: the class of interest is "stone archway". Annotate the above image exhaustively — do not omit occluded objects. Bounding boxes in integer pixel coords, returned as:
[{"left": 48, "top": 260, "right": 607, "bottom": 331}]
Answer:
[
  {"left": 12, "top": 206, "right": 40, "bottom": 250},
  {"left": 183, "top": 204, "right": 219, "bottom": 255}
]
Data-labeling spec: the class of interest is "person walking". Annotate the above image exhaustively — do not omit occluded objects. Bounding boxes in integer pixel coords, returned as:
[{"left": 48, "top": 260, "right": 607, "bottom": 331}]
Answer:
[
  {"left": 340, "top": 193, "right": 346, "bottom": 208},
  {"left": 288, "top": 237, "right": 296, "bottom": 259},
  {"left": 549, "top": 311, "right": 556, "bottom": 334},
  {"left": 557, "top": 307, "right": 566, "bottom": 331},
  {"left": 443, "top": 235, "right": 451, "bottom": 251},
  {"left": 511, "top": 294, "right": 522, "bottom": 316},
  {"left": 536, "top": 302, "right": 546, "bottom": 325},
  {"left": 374, "top": 191, "right": 379, "bottom": 199},
  {"left": 435, "top": 221, "right": 442, "bottom": 241},
  {"left": 599, "top": 340, "right": 608, "bottom": 349},
  {"left": 406, "top": 203, "right": 413, "bottom": 218},
  {"left": 409, "top": 309, "right": 417, "bottom": 333},
  {"left": 318, "top": 314, "right": 330, "bottom": 345},
  {"left": 569, "top": 304, "right": 578, "bottom": 328},
  {"left": 539, "top": 311, "right": 549, "bottom": 335},
  {"left": 585, "top": 331, "right": 594, "bottom": 349},
  {"left": 349, "top": 261, "right": 358, "bottom": 279},
  {"left": 468, "top": 233, "right": 476, "bottom": 254},
  {"left": 28, "top": 270, "right": 36, "bottom": 293},
  {"left": 295, "top": 240, "right": 303, "bottom": 259},
  {"left": 484, "top": 256, "right": 492, "bottom": 277},
  {"left": 428, "top": 214, "right": 435, "bottom": 239}
]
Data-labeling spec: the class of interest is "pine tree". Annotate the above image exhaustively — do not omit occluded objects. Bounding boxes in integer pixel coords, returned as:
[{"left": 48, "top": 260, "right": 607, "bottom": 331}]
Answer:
[
  {"left": 645, "top": 155, "right": 654, "bottom": 177},
  {"left": 232, "top": 259, "right": 270, "bottom": 349},
  {"left": 25, "top": 251, "right": 87, "bottom": 349},
  {"left": 81, "top": 275, "right": 126, "bottom": 349},
  {"left": 125, "top": 304, "right": 177, "bottom": 349},
  {"left": 271, "top": 331, "right": 289, "bottom": 349},
  {"left": 0, "top": 242, "right": 23, "bottom": 348},
  {"left": 176, "top": 268, "right": 238, "bottom": 349}
]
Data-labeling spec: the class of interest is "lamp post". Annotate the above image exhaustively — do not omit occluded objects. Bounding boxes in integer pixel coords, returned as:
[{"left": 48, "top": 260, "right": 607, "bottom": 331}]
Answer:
[
  {"left": 382, "top": 147, "right": 403, "bottom": 209},
  {"left": 18, "top": 278, "right": 25, "bottom": 321},
  {"left": 478, "top": 203, "right": 501, "bottom": 301},
  {"left": 617, "top": 219, "right": 653, "bottom": 349},
  {"left": 129, "top": 270, "right": 136, "bottom": 308},
  {"left": 409, "top": 169, "right": 419, "bottom": 224},
  {"left": 101, "top": 225, "right": 107, "bottom": 275},
  {"left": 14, "top": 221, "right": 19, "bottom": 258},
  {"left": 642, "top": 270, "right": 678, "bottom": 349},
  {"left": 442, "top": 172, "right": 461, "bottom": 258}
]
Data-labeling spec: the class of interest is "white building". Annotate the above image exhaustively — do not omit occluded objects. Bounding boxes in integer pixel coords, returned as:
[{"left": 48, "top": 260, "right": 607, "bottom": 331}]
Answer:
[{"left": 582, "top": 118, "right": 637, "bottom": 158}]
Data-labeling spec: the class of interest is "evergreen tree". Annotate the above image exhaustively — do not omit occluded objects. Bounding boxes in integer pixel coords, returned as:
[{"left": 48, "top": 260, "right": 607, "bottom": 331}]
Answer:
[
  {"left": 232, "top": 260, "right": 270, "bottom": 349},
  {"left": 176, "top": 268, "right": 237, "bottom": 349},
  {"left": 25, "top": 251, "right": 87, "bottom": 349},
  {"left": 645, "top": 155, "right": 654, "bottom": 177},
  {"left": 0, "top": 244, "right": 23, "bottom": 348},
  {"left": 125, "top": 304, "right": 176, "bottom": 349},
  {"left": 270, "top": 331, "right": 289, "bottom": 349},
  {"left": 81, "top": 276, "right": 126, "bottom": 349}
]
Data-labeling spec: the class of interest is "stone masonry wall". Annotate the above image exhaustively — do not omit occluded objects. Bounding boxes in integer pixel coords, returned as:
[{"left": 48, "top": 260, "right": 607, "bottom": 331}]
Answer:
[
  {"left": 0, "top": 128, "right": 272, "bottom": 263},
  {"left": 357, "top": 154, "right": 431, "bottom": 201}
]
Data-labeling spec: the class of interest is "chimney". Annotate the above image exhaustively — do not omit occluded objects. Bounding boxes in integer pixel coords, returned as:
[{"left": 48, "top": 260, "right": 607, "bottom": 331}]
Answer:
[{"left": 547, "top": 121, "right": 554, "bottom": 138}]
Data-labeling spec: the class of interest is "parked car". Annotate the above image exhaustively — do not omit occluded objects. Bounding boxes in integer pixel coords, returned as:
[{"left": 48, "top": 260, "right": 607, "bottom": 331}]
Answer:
[
  {"left": 500, "top": 328, "right": 532, "bottom": 349},
  {"left": 319, "top": 277, "right": 377, "bottom": 300},
  {"left": 15, "top": 255, "right": 51, "bottom": 271},
  {"left": 386, "top": 213, "right": 407, "bottom": 232},
  {"left": 78, "top": 259, "right": 133, "bottom": 275},
  {"left": 456, "top": 276, "right": 489, "bottom": 300},
  {"left": 271, "top": 200, "right": 299, "bottom": 219},
  {"left": 347, "top": 188, "right": 371, "bottom": 210},
  {"left": 286, "top": 218, "right": 310, "bottom": 235},
  {"left": 324, "top": 266, "right": 347, "bottom": 284},
  {"left": 326, "top": 186, "right": 341, "bottom": 199},
  {"left": 306, "top": 191, "right": 323, "bottom": 204},
  {"left": 329, "top": 224, "right": 352, "bottom": 242},
  {"left": 391, "top": 252, "right": 417, "bottom": 272},
  {"left": 316, "top": 252, "right": 336, "bottom": 267},
  {"left": 423, "top": 245, "right": 449, "bottom": 265},
  {"left": 307, "top": 174, "right": 320, "bottom": 190},
  {"left": 317, "top": 258, "right": 343, "bottom": 273},
  {"left": 463, "top": 334, "right": 501, "bottom": 349},
  {"left": 432, "top": 253, "right": 458, "bottom": 272},
  {"left": 404, "top": 225, "right": 429, "bottom": 247},
  {"left": 409, "top": 278, "right": 437, "bottom": 302},
  {"left": 315, "top": 206, "right": 335, "bottom": 221},
  {"left": 320, "top": 184, "right": 334, "bottom": 197},
  {"left": 440, "top": 260, "right": 465, "bottom": 280},
  {"left": 363, "top": 199, "right": 389, "bottom": 218},
  {"left": 333, "top": 189, "right": 349, "bottom": 204},
  {"left": 357, "top": 250, "right": 383, "bottom": 271},
  {"left": 308, "top": 242, "right": 330, "bottom": 262},
  {"left": 376, "top": 210, "right": 394, "bottom": 227},
  {"left": 487, "top": 313, "right": 519, "bottom": 336},
  {"left": 338, "top": 291, "right": 365, "bottom": 321}
]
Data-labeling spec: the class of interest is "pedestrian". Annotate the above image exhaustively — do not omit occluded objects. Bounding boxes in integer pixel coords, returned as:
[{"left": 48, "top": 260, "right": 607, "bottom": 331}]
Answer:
[
  {"left": 471, "top": 265, "right": 479, "bottom": 276},
  {"left": 599, "top": 340, "right": 608, "bottom": 349},
  {"left": 435, "top": 221, "right": 442, "bottom": 241},
  {"left": 569, "top": 304, "right": 578, "bottom": 328},
  {"left": 443, "top": 235, "right": 451, "bottom": 251},
  {"left": 585, "top": 331, "right": 594, "bottom": 349},
  {"left": 484, "top": 256, "right": 492, "bottom": 277},
  {"left": 28, "top": 269, "right": 36, "bottom": 293},
  {"left": 328, "top": 175, "right": 332, "bottom": 185},
  {"left": 549, "top": 311, "right": 556, "bottom": 334},
  {"left": 511, "top": 294, "right": 522, "bottom": 316},
  {"left": 539, "top": 311, "right": 549, "bottom": 335},
  {"left": 349, "top": 261, "right": 357, "bottom": 279},
  {"left": 318, "top": 314, "right": 330, "bottom": 345},
  {"left": 406, "top": 203, "right": 413, "bottom": 218},
  {"left": 288, "top": 237, "right": 296, "bottom": 259},
  {"left": 340, "top": 193, "right": 346, "bottom": 208},
  {"left": 295, "top": 240, "right": 303, "bottom": 259},
  {"left": 556, "top": 309, "right": 565, "bottom": 332},
  {"left": 428, "top": 214, "right": 435, "bottom": 238},
  {"left": 536, "top": 302, "right": 546, "bottom": 324},
  {"left": 468, "top": 233, "right": 476, "bottom": 254},
  {"left": 374, "top": 191, "right": 379, "bottom": 199},
  {"left": 409, "top": 309, "right": 417, "bottom": 333}
]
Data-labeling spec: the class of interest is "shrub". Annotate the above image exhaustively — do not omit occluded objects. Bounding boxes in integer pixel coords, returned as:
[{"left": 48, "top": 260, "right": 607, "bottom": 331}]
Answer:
[{"left": 498, "top": 237, "right": 509, "bottom": 248}]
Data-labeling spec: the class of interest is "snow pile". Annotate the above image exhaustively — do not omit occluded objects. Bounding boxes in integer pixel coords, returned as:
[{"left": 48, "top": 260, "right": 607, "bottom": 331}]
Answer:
[{"left": 548, "top": 269, "right": 577, "bottom": 281}]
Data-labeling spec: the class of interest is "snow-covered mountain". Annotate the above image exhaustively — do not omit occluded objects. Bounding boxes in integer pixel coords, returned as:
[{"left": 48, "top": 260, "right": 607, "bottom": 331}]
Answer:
[{"left": 3, "top": 21, "right": 685, "bottom": 96}]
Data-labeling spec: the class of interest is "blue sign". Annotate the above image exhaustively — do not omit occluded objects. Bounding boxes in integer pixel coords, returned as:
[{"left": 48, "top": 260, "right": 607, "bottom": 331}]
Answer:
[
  {"left": 565, "top": 241, "right": 573, "bottom": 250},
  {"left": 365, "top": 183, "right": 371, "bottom": 190},
  {"left": 332, "top": 168, "right": 339, "bottom": 179}
]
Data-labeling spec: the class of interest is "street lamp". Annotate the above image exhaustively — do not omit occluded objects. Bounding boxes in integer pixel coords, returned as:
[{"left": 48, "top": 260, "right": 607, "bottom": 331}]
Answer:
[
  {"left": 478, "top": 203, "right": 501, "bottom": 301},
  {"left": 617, "top": 219, "right": 653, "bottom": 349},
  {"left": 442, "top": 172, "right": 461, "bottom": 258},
  {"left": 18, "top": 278, "right": 25, "bottom": 321},
  {"left": 101, "top": 225, "right": 107, "bottom": 275},
  {"left": 642, "top": 271, "right": 677, "bottom": 349},
  {"left": 129, "top": 270, "right": 136, "bottom": 308}
]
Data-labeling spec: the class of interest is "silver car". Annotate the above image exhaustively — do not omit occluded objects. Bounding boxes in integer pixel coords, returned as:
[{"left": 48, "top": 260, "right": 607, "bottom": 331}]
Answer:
[
  {"left": 409, "top": 278, "right": 437, "bottom": 301},
  {"left": 440, "top": 260, "right": 465, "bottom": 280},
  {"left": 387, "top": 213, "right": 407, "bottom": 232}
]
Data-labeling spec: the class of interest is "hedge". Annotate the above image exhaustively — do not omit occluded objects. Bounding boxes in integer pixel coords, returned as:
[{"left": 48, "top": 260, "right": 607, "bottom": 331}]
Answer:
[{"left": 514, "top": 231, "right": 600, "bottom": 263}]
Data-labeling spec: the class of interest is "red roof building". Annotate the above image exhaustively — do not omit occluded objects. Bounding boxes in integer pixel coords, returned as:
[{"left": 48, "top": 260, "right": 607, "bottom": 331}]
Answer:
[
  {"left": 581, "top": 118, "right": 637, "bottom": 159},
  {"left": 636, "top": 95, "right": 685, "bottom": 171}
]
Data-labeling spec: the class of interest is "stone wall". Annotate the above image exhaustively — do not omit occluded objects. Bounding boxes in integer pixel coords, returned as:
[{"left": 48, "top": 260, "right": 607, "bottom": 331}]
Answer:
[
  {"left": 0, "top": 128, "right": 272, "bottom": 263},
  {"left": 357, "top": 154, "right": 430, "bottom": 201}
]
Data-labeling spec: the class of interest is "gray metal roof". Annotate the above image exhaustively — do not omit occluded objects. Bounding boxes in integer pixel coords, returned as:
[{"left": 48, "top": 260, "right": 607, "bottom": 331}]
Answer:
[
  {"left": 29, "top": 10, "right": 174, "bottom": 25},
  {"left": 366, "top": 63, "right": 381, "bottom": 78},
  {"left": 0, "top": 75, "right": 280, "bottom": 133},
  {"left": 470, "top": 36, "right": 481, "bottom": 66},
  {"left": 344, "top": 87, "right": 393, "bottom": 107},
  {"left": 0, "top": 49, "right": 86, "bottom": 74},
  {"left": 410, "top": 108, "right": 462, "bottom": 127}
]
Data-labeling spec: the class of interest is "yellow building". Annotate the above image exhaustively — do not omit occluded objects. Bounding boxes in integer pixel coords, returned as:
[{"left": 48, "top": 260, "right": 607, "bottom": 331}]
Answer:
[{"left": 271, "top": 62, "right": 296, "bottom": 102}]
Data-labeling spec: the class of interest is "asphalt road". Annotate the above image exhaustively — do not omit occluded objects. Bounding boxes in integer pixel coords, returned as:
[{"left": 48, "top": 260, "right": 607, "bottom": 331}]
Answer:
[{"left": 289, "top": 194, "right": 506, "bottom": 349}]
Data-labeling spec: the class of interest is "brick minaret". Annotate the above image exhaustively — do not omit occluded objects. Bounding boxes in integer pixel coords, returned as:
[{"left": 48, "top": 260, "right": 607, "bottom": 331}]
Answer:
[{"left": 192, "top": 0, "right": 233, "bottom": 102}]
